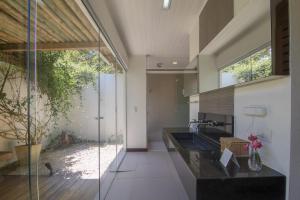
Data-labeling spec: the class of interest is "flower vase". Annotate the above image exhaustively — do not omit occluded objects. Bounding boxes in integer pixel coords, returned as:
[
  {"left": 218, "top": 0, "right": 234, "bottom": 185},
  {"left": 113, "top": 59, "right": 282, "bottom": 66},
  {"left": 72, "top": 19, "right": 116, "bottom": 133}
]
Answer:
[{"left": 248, "top": 146, "right": 262, "bottom": 172}]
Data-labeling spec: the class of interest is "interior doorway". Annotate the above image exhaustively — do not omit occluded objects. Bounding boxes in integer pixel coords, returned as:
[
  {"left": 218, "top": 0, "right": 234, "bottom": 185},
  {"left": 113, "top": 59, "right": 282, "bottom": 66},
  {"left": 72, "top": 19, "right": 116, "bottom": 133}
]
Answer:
[{"left": 146, "top": 74, "right": 189, "bottom": 142}]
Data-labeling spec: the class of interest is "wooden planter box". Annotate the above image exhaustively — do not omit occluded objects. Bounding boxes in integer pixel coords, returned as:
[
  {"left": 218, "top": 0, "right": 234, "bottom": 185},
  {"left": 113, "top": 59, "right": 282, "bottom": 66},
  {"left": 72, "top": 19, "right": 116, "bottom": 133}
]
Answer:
[{"left": 220, "top": 137, "right": 249, "bottom": 157}]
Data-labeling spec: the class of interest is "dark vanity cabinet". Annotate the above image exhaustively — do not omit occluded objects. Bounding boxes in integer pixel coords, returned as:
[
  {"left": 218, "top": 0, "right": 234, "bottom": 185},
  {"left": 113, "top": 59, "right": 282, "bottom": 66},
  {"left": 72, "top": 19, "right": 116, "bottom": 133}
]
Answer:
[
  {"left": 196, "top": 162, "right": 286, "bottom": 200},
  {"left": 163, "top": 128, "right": 286, "bottom": 200}
]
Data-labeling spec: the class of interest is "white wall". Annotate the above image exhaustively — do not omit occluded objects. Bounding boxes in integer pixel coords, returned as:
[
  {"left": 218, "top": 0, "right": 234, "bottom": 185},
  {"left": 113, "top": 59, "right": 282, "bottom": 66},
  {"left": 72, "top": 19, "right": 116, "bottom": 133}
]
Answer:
[
  {"left": 234, "top": 0, "right": 250, "bottom": 16},
  {"left": 234, "top": 78, "right": 291, "bottom": 176},
  {"left": 289, "top": 0, "right": 300, "bottom": 199},
  {"left": 198, "top": 55, "right": 219, "bottom": 93},
  {"left": 61, "top": 75, "right": 116, "bottom": 142},
  {"left": 127, "top": 56, "right": 147, "bottom": 149},
  {"left": 60, "top": 85, "right": 99, "bottom": 141},
  {"left": 189, "top": 20, "right": 199, "bottom": 62},
  {"left": 100, "top": 74, "right": 117, "bottom": 142}
]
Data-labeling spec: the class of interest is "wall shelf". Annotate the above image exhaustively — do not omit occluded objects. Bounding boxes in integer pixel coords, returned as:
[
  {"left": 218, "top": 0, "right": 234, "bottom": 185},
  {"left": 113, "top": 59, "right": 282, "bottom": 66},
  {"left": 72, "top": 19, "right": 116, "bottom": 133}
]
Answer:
[
  {"left": 199, "top": 85, "right": 233, "bottom": 95},
  {"left": 199, "top": 75, "right": 288, "bottom": 94},
  {"left": 234, "top": 75, "right": 288, "bottom": 88}
]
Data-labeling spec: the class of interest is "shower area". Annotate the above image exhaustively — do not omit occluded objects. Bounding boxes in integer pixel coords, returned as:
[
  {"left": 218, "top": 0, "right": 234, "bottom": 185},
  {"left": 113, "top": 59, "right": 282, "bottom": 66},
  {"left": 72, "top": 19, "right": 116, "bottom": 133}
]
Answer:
[{"left": 0, "top": 0, "right": 127, "bottom": 199}]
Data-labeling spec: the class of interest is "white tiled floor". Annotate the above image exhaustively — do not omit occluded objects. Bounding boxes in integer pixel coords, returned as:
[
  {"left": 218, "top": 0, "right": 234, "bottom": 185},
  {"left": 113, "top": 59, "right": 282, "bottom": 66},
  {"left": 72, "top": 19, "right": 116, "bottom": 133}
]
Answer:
[
  {"left": 105, "top": 141, "right": 189, "bottom": 200},
  {"left": 148, "top": 141, "right": 168, "bottom": 152}
]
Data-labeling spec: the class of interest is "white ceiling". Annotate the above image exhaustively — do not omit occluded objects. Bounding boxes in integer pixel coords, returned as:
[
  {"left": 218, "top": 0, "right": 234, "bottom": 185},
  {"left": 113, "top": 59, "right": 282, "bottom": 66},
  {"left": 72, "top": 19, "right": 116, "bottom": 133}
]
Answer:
[{"left": 105, "top": 0, "right": 205, "bottom": 67}]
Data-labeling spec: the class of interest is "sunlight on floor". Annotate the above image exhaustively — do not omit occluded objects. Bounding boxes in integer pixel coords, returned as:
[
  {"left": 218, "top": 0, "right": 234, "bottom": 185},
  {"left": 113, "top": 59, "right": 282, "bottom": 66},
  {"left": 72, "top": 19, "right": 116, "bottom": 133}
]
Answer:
[{"left": 7, "top": 143, "right": 119, "bottom": 180}]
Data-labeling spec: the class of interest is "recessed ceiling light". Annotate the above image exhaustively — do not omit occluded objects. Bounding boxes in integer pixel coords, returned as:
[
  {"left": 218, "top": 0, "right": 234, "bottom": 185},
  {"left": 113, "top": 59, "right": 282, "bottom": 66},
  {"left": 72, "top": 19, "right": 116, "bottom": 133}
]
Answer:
[
  {"left": 162, "top": 0, "right": 172, "bottom": 9},
  {"left": 172, "top": 61, "right": 178, "bottom": 65}
]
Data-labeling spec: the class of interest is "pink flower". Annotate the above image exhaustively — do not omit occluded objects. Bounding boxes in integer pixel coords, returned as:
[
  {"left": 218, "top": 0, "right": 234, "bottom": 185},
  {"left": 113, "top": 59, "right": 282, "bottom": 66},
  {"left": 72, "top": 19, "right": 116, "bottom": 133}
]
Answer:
[
  {"left": 248, "top": 134, "right": 258, "bottom": 142},
  {"left": 252, "top": 140, "right": 263, "bottom": 150},
  {"left": 246, "top": 133, "right": 263, "bottom": 151}
]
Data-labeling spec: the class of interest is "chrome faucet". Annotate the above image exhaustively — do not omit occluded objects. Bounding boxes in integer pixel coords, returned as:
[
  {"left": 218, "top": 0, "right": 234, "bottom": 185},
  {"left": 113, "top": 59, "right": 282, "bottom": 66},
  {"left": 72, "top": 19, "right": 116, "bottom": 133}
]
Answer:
[
  {"left": 188, "top": 119, "right": 199, "bottom": 133},
  {"left": 188, "top": 119, "right": 224, "bottom": 132}
]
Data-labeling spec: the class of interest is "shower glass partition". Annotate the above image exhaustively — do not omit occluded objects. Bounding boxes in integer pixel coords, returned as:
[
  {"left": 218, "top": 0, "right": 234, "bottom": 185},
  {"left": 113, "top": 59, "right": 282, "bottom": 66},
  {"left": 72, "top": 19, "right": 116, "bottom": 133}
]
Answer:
[{"left": 0, "top": 0, "right": 127, "bottom": 199}]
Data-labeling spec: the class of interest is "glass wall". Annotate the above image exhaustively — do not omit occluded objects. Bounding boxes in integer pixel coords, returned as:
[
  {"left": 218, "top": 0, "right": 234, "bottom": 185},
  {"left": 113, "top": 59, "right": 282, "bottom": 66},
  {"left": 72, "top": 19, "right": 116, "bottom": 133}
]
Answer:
[
  {"left": 99, "top": 50, "right": 117, "bottom": 200},
  {"left": 98, "top": 53, "right": 127, "bottom": 200},
  {"left": 0, "top": 0, "right": 32, "bottom": 199},
  {"left": 0, "top": 0, "right": 127, "bottom": 199},
  {"left": 116, "top": 63, "right": 127, "bottom": 165},
  {"left": 219, "top": 46, "right": 272, "bottom": 87}
]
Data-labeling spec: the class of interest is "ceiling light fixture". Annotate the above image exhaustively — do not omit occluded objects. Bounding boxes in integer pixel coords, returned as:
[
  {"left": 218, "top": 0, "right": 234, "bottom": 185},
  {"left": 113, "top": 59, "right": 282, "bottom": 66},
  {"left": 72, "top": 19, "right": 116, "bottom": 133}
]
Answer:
[
  {"left": 172, "top": 61, "right": 178, "bottom": 65},
  {"left": 162, "top": 0, "right": 172, "bottom": 9}
]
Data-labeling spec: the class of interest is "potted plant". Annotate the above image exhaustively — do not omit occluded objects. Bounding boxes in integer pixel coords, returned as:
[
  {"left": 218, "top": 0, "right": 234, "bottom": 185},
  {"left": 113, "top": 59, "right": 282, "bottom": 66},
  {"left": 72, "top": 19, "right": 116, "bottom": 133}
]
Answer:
[
  {"left": 12, "top": 104, "right": 52, "bottom": 166},
  {"left": 0, "top": 63, "right": 51, "bottom": 166},
  {"left": 0, "top": 51, "right": 99, "bottom": 166}
]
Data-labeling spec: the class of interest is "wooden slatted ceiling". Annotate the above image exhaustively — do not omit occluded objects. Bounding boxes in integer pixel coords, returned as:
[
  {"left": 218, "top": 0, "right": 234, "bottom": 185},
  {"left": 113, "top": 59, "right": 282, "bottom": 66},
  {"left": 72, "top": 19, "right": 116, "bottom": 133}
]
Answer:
[
  {"left": 0, "top": 0, "right": 98, "bottom": 44},
  {"left": 1, "top": 0, "right": 96, "bottom": 47},
  {"left": 0, "top": 0, "right": 116, "bottom": 64}
]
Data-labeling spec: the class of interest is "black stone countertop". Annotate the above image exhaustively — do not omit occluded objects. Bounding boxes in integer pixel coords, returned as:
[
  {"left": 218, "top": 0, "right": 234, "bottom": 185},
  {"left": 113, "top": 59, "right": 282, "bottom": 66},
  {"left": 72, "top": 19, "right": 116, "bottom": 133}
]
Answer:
[{"left": 163, "top": 127, "right": 285, "bottom": 180}]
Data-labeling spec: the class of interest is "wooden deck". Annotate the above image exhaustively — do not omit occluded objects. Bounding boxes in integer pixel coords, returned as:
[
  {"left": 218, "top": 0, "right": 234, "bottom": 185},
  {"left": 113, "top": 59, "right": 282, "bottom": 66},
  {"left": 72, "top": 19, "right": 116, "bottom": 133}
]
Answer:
[{"left": 0, "top": 175, "right": 99, "bottom": 200}]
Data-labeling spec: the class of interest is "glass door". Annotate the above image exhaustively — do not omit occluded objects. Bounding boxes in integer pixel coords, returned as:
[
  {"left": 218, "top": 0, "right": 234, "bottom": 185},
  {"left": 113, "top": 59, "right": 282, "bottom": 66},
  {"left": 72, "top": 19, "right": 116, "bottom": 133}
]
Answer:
[
  {"left": 98, "top": 45, "right": 118, "bottom": 200},
  {"left": 116, "top": 62, "right": 127, "bottom": 165},
  {"left": 98, "top": 40, "right": 127, "bottom": 200},
  {"left": 0, "top": 0, "right": 127, "bottom": 199},
  {"left": 31, "top": 0, "right": 102, "bottom": 199}
]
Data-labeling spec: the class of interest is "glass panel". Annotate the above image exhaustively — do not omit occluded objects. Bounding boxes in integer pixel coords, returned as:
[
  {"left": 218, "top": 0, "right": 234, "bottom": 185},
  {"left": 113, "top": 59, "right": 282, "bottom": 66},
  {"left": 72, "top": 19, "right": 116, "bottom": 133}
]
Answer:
[
  {"left": 0, "top": 1, "right": 127, "bottom": 199},
  {"left": 250, "top": 47, "right": 272, "bottom": 81},
  {"left": 99, "top": 45, "right": 117, "bottom": 200},
  {"left": 33, "top": 49, "right": 101, "bottom": 199},
  {"left": 220, "top": 46, "right": 272, "bottom": 88},
  {"left": 32, "top": 0, "right": 102, "bottom": 199},
  {"left": 0, "top": 0, "right": 32, "bottom": 199},
  {"left": 116, "top": 62, "right": 126, "bottom": 165},
  {"left": 29, "top": 1, "right": 39, "bottom": 199}
]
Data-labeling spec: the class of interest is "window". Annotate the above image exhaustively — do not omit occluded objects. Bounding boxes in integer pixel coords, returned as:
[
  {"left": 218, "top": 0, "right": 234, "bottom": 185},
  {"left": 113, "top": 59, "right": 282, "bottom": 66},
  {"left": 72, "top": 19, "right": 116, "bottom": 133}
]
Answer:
[{"left": 219, "top": 46, "right": 272, "bottom": 87}]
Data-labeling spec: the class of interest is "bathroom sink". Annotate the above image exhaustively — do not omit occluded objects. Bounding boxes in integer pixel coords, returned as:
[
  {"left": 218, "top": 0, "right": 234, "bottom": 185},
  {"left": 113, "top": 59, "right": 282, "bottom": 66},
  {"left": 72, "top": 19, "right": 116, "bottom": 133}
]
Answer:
[{"left": 171, "top": 132, "right": 217, "bottom": 151}]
